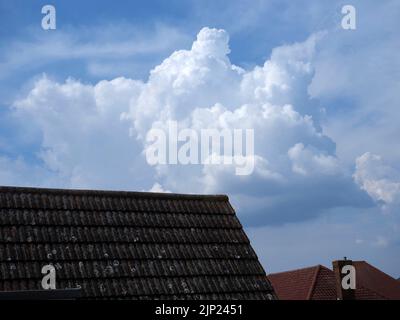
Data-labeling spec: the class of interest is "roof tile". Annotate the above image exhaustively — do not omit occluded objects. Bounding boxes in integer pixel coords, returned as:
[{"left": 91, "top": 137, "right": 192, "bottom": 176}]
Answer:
[{"left": 0, "top": 186, "right": 273, "bottom": 299}]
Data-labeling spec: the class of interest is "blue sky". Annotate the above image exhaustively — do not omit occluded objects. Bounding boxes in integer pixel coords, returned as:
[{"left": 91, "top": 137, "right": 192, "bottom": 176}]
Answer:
[{"left": 1, "top": 0, "right": 399, "bottom": 277}]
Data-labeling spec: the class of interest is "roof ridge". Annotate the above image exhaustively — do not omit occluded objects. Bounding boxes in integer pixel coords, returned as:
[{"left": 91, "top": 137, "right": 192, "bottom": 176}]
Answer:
[
  {"left": 306, "top": 265, "right": 321, "bottom": 300},
  {"left": 268, "top": 264, "right": 321, "bottom": 276},
  {"left": 0, "top": 185, "right": 229, "bottom": 201}
]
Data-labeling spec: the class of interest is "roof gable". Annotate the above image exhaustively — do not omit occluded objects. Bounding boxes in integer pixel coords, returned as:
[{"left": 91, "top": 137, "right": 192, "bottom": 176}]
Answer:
[
  {"left": 309, "top": 265, "right": 337, "bottom": 300},
  {"left": 268, "top": 265, "right": 321, "bottom": 300},
  {"left": 0, "top": 186, "right": 275, "bottom": 300}
]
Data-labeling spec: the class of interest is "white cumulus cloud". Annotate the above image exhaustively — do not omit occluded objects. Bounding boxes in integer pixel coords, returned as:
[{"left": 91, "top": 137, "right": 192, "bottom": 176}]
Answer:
[
  {"left": 6, "top": 27, "right": 370, "bottom": 224},
  {"left": 354, "top": 152, "right": 400, "bottom": 206},
  {"left": 12, "top": 76, "right": 148, "bottom": 190}
]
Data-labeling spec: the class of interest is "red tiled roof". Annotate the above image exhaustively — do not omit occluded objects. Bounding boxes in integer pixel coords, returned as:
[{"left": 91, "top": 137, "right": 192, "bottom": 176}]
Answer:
[
  {"left": 268, "top": 265, "right": 336, "bottom": 300},
  {"left": 268, "top": 261, "right": 400, "bottom": 300},
  {"left": 309, "top": 265, "right": 337, "bottom": 300},
  {"left": 353, "top": 261, "right": 400, "bottom": 300}
]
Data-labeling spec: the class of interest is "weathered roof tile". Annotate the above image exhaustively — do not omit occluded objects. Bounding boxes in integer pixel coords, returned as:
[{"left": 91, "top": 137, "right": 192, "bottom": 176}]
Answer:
[{"left": 0, "top": 186, "right": 274, "bottom": 299}]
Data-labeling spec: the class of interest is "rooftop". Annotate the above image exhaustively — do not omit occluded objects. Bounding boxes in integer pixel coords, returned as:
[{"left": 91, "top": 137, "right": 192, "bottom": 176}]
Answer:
[
  {"left": 0, "top": 185, "right": 275, "bottom": 300},
  {"left": 268, "top": 261, "right": 400, "bottom": 300}
]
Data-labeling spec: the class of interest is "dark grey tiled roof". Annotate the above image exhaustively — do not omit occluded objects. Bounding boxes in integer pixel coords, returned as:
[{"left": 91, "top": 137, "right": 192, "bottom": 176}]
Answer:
[{"left": 0, "top": 186, "right": 275, "bottom": 300}]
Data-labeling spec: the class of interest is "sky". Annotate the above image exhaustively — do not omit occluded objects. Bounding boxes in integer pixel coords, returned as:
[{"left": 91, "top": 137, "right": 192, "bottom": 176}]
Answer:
[{"left": 0, "top": 0, "right": 399, "bottom": 277}]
